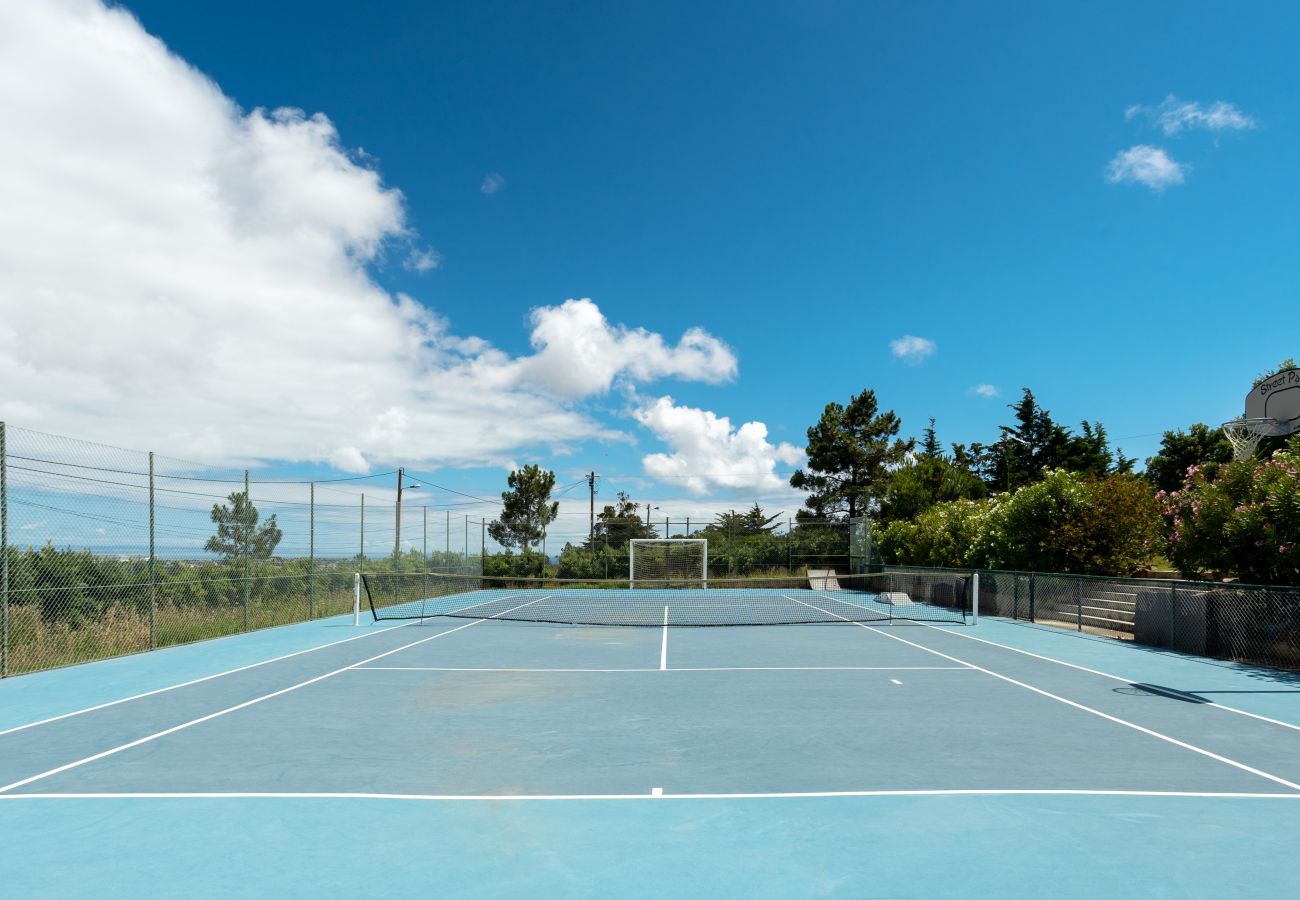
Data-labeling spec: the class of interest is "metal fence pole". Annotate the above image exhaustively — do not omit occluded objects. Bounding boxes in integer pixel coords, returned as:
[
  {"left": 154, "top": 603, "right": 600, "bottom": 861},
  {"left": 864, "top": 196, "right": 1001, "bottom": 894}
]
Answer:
[
  {"left": 1, "top": 421, "right": 8, "bottom": 678},
  {"left": 308, "top": 483, "right": 315, "bottom": 619},
  {"left": 149, "top": 451, "right": 156, "bottom": 650},
  {"left": 422, "top": 506, "right": 427, "bottom": 565},
  {"left": 972, "top": 572, "right": 980, "bottom": 626},
  {"left": 464, "top": 515, "right": 468, "bottom": 563},
  {"left": 1170, "top": 582, "right": 1178, "bottom": 650},
  {"left": 360, "top": 493, "right": 365, "bottom": 571},
  {"left": 242, "top": 469, "right": 250, "bottom": 631},
  {"left": 1028, "top": 571, "right": 1036, "bottom": 623},
  {"left": 1076, "top": 575, "right": 1083, "bottom": 631},
  {"left": 445, "top": 509, "right": 449, "bottom": 558},
  {"left": 480, "top": 519, "right": 485, "bottom": 561}
]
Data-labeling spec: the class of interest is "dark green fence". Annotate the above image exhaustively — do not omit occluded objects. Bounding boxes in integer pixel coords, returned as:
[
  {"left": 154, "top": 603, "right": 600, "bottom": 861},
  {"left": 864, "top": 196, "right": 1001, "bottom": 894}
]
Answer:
[{"left": 885, "top": 564, "right": 1300, "bottom": 672}]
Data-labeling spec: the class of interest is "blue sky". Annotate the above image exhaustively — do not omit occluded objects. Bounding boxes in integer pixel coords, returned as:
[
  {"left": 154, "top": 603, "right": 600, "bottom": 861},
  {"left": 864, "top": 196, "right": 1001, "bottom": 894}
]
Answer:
[{"left": 2, "top": 1, "right": 1298, "bottom": 552}]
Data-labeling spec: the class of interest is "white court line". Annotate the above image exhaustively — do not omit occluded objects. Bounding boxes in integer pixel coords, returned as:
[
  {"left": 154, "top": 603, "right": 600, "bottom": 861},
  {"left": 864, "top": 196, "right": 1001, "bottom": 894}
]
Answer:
[
  {"left": 0, "top": 596, "right": 552, "bottom": 795},
  {"left": 0, "top": 621, "right": 416, "bottom": 739},
  {"left": 909, "top": 621, "right": 1300, "bottom": 735},
  {"left": 349, "top": 665, "right": 975, "bottom": 672},
  {"left": 2, "top": 789, "right": 1298, "bottom": 801},
  {"left": 890, "top": 679, "right": 902, "bottom": 685},
  {"left": 660, "top": 606, "right": 669, "bottom": 671},
  {"left": 785, "top": 596, "right": 1300, "bottom": 794}
]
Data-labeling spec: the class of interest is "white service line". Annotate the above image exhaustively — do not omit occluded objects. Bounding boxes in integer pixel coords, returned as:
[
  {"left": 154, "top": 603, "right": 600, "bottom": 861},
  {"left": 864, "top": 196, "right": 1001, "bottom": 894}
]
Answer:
[
  {"left": 349, "top": 665, "right": 974, "bottom": 673},
  {"left": 785, "top": 596, "right": 1300, "bottom": 794},
  {"left": 0, "top": 596, "right": 552, "bottom": 795},
  {"left": 0, "top": 620, "right": 417, "bottom": 739},
  {"left": 890, "top": 679, "right": 902, "bottom": 685},
  {"left": 910, "top": 622, "right": 1300, "bottom": 735},
  {"left": 2, "top": 789, "right": 1299, "bottom": 801},
  {"left": 660, "top": 606, "right": 669, "bottom": 671}
]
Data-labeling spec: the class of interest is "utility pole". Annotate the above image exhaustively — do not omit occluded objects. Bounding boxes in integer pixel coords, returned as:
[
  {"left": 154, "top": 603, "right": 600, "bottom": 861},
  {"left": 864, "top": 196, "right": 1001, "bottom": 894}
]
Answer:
[
  {"left": 586, "top": 471, "right": 599, "bottom": 545},
  {"left": 394, "top": 467, "right": 404, "bottom": 560}
]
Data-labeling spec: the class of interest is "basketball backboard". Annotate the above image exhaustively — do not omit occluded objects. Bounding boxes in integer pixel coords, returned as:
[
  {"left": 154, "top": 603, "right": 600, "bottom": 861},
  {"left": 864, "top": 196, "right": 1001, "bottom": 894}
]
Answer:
[{"left": 1244, "top": 367, "right": 1300, "bottom": 436}]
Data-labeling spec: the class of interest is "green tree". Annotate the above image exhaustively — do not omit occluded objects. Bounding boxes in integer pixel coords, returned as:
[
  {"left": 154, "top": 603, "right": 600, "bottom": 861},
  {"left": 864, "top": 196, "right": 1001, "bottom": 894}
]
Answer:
[
  {"left": 881, "top": 454, "right": 987, "bottom": 523},
  {"left": 968, "top": 389, "right": 1131, "bottom": 491},
  {"left": 703, "top": 504, "right": 783, "bottom": 537},
  {"left": 487, "top": 465, "right": 559, "bottom": 550},
  {"left": 204, "top": 491, "right": 283, "bottom": 561},
  {"left": 789, "top": 389, "right": 911, "bottom": 520},
  {"left": 1144, "top": 423, "right": 1233, "bottom": 493},
  {"left": 590, "top": 491, "right": 656, "bottom": 549}
]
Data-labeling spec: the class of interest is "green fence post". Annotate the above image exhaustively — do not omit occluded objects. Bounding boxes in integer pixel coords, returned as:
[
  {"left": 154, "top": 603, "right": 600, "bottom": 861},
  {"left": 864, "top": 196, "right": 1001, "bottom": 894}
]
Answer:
[
  {"left": 242, "top": 469, "right": 250, "bottom": 631},
  {"left": 1170, "top": 582, "right": 1177, "bottom": 650},
  {"left": 1076, "top": 576, "right": 1083, "bottom": 631},
  {"left": 1, "top": 421, "right": 8, "bottom": 678},
  {"left": 1029, "top": 572, "right": 1036, "bottom": 623},
  {"left": 308, "top": 482, "right": 315, "bottom": 619},
  {"left": 148, "top": 451, "right": 156, "bottom": 650}
]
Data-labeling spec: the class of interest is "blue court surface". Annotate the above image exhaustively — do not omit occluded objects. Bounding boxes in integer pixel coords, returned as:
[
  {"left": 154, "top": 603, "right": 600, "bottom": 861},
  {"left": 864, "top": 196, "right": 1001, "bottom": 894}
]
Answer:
[{"left": 2, "top": 597, "right": 1299, "bottom": 898}]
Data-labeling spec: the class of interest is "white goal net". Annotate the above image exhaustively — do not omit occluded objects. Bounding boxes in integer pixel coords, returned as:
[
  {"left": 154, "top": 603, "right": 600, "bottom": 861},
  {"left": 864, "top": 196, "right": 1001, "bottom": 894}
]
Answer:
[{"left": 629, "top": 539, "right": 708, "bottom": 588}]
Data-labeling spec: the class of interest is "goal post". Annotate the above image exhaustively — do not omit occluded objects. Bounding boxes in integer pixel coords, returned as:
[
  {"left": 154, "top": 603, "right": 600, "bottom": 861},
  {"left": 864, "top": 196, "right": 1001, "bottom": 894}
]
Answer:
[{"left": 629, "top": 538, "right": 708, "bottom": 588}]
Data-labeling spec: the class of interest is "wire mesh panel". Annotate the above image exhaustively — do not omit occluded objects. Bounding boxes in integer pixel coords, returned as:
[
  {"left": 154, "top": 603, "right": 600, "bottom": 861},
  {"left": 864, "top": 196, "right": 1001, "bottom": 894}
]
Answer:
[{"left": 362, "top": 570, "right": 972, "bottom": 626}]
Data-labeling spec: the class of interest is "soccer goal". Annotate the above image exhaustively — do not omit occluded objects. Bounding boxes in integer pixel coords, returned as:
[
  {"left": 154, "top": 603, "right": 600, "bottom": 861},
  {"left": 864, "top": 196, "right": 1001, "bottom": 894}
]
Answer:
[{"left": 629, "top": 538, "right": 708, "bottom": 588}]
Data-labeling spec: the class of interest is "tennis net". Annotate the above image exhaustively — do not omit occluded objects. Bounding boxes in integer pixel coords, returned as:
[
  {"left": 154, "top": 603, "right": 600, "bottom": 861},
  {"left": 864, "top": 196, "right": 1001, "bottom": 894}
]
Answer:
[{"left": 362, "top": 571, "right": 973, "bottom": 626}]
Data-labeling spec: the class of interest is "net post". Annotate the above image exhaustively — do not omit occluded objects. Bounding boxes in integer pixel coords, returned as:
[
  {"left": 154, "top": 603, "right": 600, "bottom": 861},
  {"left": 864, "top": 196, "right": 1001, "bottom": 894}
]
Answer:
[
  {"left": 353, "top": 572, "right": 361, "bottom": 626},
  {"left": 971, "top": 572, "right": 979, "bottom": 625}
]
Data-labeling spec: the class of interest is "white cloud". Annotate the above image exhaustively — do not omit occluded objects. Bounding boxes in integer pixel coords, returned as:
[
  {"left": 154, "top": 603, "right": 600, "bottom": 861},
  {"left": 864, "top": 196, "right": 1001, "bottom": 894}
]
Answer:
[
  {"left": 0, "top": 1, "right": 736, "bottom": 472},
  {"left": 1105, "top": 145, "right": 1188, "bottom": 191},
  {"left": 633, "top": 396, "right": 804, "bottom": 497},
  {"left": 481, "top": 172, "right": 506, "bottom": 195},
  {"left": 403, "top": 247, "right": 440, "bottom": 272},
  {"left": 968, "top": 384, "right": 999, "bottom": 398},
  {"left": 889, "top": 335, "right": 936, "bottom": 364},
  {"left": 517, "top": 300, "right": 737, "bottom": 397},
  {"left": 1126, "top": 96, "right": 1255, "bottom": 136}
]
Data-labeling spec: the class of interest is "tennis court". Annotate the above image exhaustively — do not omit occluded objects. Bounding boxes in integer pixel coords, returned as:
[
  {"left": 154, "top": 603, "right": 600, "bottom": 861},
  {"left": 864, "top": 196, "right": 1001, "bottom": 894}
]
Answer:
[{"left": 2, "top": 574, "right": 1299, "bottom": 897}]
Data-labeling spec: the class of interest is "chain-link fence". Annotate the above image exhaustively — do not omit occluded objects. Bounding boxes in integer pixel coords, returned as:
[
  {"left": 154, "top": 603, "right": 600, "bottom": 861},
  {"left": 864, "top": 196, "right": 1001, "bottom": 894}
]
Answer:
[
  {"left": 0, "top": 424, "right": 482, "bottom": 677},
  {"left": 885, "top": 565, "right": 1300, "bottom": 672}
]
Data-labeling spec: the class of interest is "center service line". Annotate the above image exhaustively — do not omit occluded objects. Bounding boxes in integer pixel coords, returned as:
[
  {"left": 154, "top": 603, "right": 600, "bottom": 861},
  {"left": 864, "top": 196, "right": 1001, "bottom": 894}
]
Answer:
[
  {"left": 660, "top": 606, "right": 669, "bottom": 671},
  {"left": 784, "top": 596, "right": 1300, "bottom": 794},
  {"left": 0, "top": 596, "right": 552, "bottom": 795}
]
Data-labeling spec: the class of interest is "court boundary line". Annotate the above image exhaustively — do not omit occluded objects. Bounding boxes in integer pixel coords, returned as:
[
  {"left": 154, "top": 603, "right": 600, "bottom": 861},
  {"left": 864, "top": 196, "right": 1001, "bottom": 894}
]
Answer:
[
  {"left": 0, "top": 620, "right": 417, "bottom": 739},
  {"left": 909, "top": 621, "right": 1300, "bottom": 735},
  {"left": 0, "top": 596, "right": 552, "bottom": 795},
  {"left": 785, "top": 596, "right": 1300, "bottom": 794},
  {"left": 348, "top": 665, "right": 976, "bottom": 672},
  {"left": 2, "top": 789, "right": 1298, "bottom": 801}
]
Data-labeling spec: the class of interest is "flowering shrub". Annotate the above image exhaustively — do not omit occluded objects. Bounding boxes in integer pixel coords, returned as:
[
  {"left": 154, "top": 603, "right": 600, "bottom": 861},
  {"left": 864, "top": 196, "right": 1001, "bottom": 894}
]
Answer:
[
  {"left": 1160, "top": 436, "right": 1300, "bottom": 583},
  {"left": 876, "top": 498, "right": 993, "bottom": 568},
  {"left": 877, "top": 470, "right": 1162, "bottom": 575}
]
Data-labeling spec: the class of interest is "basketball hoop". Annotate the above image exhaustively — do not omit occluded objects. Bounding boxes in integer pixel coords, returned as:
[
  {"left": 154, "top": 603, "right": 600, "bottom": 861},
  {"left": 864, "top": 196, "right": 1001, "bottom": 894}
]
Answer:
[{"left": 1222, "top": 417, "right": 1277, "bottom": 462}]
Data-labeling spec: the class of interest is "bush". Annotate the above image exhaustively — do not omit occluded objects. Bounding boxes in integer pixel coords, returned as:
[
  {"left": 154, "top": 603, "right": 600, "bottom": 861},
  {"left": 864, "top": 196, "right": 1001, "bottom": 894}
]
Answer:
[
  {"left": 878, "top": 470, "right": 1162, "bottom": 575},
  {"left": 1159, "top": 436, "right": 1300, "bottom": 584},
  {"left": 876, "top": 499, "right": 992, "bottom": 568},
  {"left": 972, "top": 470, "right": 1161, "bottom": 574}
]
